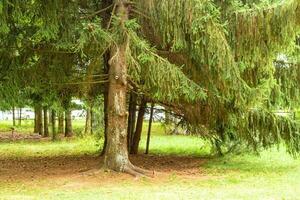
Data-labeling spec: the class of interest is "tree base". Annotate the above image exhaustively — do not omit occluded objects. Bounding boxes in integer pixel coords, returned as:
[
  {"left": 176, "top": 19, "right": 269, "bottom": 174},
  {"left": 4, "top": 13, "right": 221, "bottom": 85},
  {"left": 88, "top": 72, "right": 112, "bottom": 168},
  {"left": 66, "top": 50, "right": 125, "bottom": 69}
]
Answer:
[
  {"left": 124, "top": 162, "right": 155, "bottom": 178},
  {"left": 103, "top": 161, "right": 155, "bottom": 178}
]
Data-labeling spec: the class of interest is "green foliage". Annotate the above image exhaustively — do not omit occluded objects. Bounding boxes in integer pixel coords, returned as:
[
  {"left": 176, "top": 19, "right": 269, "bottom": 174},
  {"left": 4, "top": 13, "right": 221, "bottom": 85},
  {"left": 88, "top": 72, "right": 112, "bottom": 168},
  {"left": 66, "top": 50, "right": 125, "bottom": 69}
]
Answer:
[
  {"left": 243, "top": 109, "right": 300, "bottom": 156},
  {"left": 0, "top": 0, "right": 300, "bottom": 155},
  {"left": 126, "top": 27, "right": 207, "bottom": 103},
  {"left": 272, "top": 61, "right": 300, "bottom": 108},
  {"left": 133, "top": 0, "right": 300, "bottom": 154}
]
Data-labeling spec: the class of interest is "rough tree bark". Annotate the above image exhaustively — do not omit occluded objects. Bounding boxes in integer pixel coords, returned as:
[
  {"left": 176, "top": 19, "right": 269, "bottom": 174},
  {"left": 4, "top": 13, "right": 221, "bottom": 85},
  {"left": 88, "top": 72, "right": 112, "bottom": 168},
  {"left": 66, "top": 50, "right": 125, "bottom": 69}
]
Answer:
[
  {"left": 65, "top": 109, "right": 73, "bottom": 137},
  {"left": 103, "top": 1, "right": 152, "bottom": 177},
  {"left": 130, "top": 100, "right": 147, "bottom": 154},
  {"left": 43, "top": 106, "right": 49, "bottom": 137}
]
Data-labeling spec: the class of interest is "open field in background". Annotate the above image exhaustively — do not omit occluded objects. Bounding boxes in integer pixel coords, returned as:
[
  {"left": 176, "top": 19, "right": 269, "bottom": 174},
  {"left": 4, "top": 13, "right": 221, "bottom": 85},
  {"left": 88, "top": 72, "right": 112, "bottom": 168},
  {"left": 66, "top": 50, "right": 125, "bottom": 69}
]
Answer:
[
  {"left": 0, "top": 119, "right": 86, "bottom": 135},
  {"left": 0, "top": 120, "right": 35, "bottom": 133},
  {"left": 0, "top": 121, "right": 300, "bottom": 199}
]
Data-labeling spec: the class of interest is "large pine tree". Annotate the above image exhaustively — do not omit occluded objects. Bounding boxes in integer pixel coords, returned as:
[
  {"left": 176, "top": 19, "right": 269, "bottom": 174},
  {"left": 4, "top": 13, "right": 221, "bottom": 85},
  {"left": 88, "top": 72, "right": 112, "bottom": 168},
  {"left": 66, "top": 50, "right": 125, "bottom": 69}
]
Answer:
[{"left": 0, "top": 0, "right": 299, "bottom": 175}]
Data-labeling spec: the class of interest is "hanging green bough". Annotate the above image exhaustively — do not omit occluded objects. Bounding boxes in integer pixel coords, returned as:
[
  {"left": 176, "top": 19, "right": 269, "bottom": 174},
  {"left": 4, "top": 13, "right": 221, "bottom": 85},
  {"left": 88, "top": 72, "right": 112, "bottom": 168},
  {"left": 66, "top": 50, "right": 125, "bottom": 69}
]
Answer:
[{"left": 0, "top": 0, "right": 300, "bottom": 173}]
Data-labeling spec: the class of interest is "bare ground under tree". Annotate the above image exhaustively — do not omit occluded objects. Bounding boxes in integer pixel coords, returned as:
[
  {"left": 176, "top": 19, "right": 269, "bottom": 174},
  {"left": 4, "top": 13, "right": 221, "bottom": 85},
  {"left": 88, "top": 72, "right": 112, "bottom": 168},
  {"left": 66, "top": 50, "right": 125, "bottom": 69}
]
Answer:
[{"left": 0, "top": 154, "right": 210, "bottom": 187}]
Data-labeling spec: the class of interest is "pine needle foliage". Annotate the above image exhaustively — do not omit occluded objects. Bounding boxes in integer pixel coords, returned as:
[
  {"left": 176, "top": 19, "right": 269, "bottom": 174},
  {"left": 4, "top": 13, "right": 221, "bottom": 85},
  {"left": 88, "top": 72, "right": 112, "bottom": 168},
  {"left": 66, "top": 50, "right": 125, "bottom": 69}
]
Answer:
[
  {"left": 0, "top": 0, "right": 300, "bottom": 155},
  {"left": 134, "top": 0, "right": 300, "bottom": 154},
  {"left": 125, "top": 24, "right": 207, "bottom": 103}
]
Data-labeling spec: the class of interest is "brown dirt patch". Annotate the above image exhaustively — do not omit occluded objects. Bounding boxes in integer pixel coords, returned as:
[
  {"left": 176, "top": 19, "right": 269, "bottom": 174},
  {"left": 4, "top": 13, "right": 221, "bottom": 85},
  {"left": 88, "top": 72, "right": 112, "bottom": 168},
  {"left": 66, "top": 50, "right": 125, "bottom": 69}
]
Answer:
[
  {"left": 0, "top": 132, "right": 44, "bottom": 141},
  {"left": 0, "top": 132, "right": 71, "bottom": 142},
  {"left": 0, "top": 154, "right": 208, "bottom": 188}
]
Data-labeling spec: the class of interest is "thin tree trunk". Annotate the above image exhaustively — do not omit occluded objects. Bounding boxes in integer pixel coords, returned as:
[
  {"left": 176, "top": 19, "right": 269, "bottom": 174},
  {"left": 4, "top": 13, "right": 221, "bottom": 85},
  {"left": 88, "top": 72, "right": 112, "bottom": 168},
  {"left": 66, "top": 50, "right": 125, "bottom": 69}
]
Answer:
[
  {"left": 90, "top": 108, "right": 94, "bottom": 134},
  {"left": 145, "top": 103, "right": 154, "bottom": 154},
  {"left": 37, "top": 105, "right": 43, "bottom": 136},
  {"left": 65, "top": 109, "right": 72, "bottom": 137},
  {"left": 130, "top": 100, "right": 147, "bottom": 154},
  {"left": 127, "top": 92, "right": 137, "bottom": 152},
  {"left": 100, "top": 0, "right": 113, "bottom": 157},
  {"left": 12, "top": 106, "right": 16, "bottom": 126},
  {"left": 43, "top": 106, "right": 49, "bottom": 137},
  {"left": 100, "top": 0, "right": 115, "bottom": 156},
  {"left": 34, "top": 106, "right": 38, "bottom": 133},
  {"left": 18, "top": 108, "right": 22, "bottom": 126},
  {"left": 84, "top": 108, "right": 91, "bottom": 134},
  {"left": 58, "top": 112, "right": 64, "bottom": 134},
  {"left": 101, "top": 52, "right": 110, "bottom": 156},
  {"left": 51, "top": 110, "right": 56, "bottom": 141}
]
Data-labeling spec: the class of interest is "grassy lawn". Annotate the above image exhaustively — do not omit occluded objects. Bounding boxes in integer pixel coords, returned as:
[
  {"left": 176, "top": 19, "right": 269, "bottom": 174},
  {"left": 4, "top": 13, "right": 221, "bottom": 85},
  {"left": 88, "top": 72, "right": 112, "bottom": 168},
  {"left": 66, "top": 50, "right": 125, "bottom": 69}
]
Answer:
[
  {"left": 0, "top": 119, "right": 86, "bottom": 135},
  {"left": 0, "top": 121, "right": 300, "bottom": 200},
  {"left": 0, "top": 120, "right": 35, "bottom": 133}
]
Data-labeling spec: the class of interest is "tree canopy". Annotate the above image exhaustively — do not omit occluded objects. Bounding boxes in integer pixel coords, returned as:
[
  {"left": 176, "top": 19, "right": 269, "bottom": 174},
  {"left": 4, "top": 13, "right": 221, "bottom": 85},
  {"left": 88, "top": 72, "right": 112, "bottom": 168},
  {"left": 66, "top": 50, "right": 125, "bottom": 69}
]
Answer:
[{"left": 0, "top": 0, "right": 299, "bottom": 173}]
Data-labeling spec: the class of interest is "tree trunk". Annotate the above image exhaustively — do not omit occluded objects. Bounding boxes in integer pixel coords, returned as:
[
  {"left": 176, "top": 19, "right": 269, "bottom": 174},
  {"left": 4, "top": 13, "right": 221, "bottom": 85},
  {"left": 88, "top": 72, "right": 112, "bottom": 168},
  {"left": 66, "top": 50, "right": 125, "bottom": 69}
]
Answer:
[
  {"left": 130, "top": 100, "right": 147, "bottom": 154},
  {"left": 65, "top": 109, "right": 72, "bottom": 137},
  {"left": 18, "top": 108, "right": 22, "bottom": 126},
  {"left": 37, "top": 105, "right": 43, "bottom": 136},
  {"left": 90, "top": 108, "right": 94, "bottom": 134},
  {"left": 104, "top": 47, "right": 129, "bottom": 170},
  {"left": 103, "top": 1, "right": 152, "bottom": 177},
  {"left": 84, "top": 108, "right": 91, "bottom": 134},
  {"left": 43, "top": 106, "right": 49, "bottom": 137},
  {"left": 58, "top": 112, "right": 64, "bottom": 134},
  {"left": 12, "top": 106, "right": 16, "bottom": 126},
  {"left": 145, "top": 103, "right": 154, "bottom": 154},
  {"left": 101, "top": 52, "right": 110, "bottom": 156},
  {"left": 34, "top": 106, "right": 38, "bottom": 133},
  {"left": 100, "top": 0, "right": 113, "bottom": 156},
  {"left": 127, "top": 92, "right": 137, "bottom": 152},
  {"left": 104, "top": 1, "right": 135, "bottom": 172},
  {"left": 51, "top": 109, "right": 56, "bottom": 141}
]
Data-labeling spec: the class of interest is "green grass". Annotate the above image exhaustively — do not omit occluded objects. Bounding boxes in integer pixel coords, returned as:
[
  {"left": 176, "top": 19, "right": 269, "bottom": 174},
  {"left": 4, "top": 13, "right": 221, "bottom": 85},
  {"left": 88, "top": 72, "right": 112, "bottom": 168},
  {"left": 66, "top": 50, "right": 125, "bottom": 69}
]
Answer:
[
  {"left": 0, "top": 122, "right": 300, "bottom": 199},
  {"left": 1, "top": 149, "right": 299, "bottom": 200},
  {"left": 199, "top": 150, "right": 300, "bottom": 199},
  {"left": 0, "top": 137, "right": 100, "bottom": 159},
  {"left": 0, "top": 120, "right": 35, "bottom": 133},
  {"left": 140, "top": 134, "right": 211, "bottom": 156},
  {"left": 0, "top": 119, "right": 88, "bottom": 137},
  {"left": 139, "top": 122, "right": 212, "bottom": 156}
]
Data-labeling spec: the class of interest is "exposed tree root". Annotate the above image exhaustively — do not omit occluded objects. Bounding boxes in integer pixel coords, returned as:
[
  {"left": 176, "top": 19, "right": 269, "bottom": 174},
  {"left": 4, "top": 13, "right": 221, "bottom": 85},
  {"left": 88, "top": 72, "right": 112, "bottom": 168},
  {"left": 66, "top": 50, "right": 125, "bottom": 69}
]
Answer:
[
  {"left": 123, "top": 163, "right": 155, "bottom": 178},
  {"left": 80, "top": 168, "right": 104, "bottom": 176},
  {"left": 124, "top": 166, "right": 145, "bottom": 178},
  {"left": 129, "top": 163, "right": 155, "bottom": 177}
]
